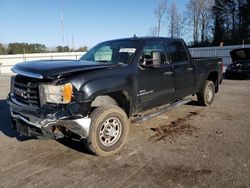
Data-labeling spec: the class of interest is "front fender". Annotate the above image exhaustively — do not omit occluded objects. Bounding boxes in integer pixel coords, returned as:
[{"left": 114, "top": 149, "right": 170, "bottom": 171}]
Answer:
[{"left": 79, "top": 76, "right": 131, "bottom": 101}]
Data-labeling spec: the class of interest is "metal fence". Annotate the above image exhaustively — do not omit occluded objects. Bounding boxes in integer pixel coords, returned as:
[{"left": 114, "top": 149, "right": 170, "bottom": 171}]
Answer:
[
  {"left": 1, "top": 44, "right": 250, "bottom": 74},
  {"left": 0, "top": 52, "right": 85, "bottom": 74},
  {"left": 189, "top": 44, "right": 250, "bottom": 66}
]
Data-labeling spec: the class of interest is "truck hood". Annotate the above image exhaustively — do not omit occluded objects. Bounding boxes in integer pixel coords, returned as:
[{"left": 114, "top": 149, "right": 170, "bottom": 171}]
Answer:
[
  {"left": 12, "top": 60, "right": 117, "bottom": 79},
  {"left": 230, "top": 48, "right": 250, "bottom": 62}
]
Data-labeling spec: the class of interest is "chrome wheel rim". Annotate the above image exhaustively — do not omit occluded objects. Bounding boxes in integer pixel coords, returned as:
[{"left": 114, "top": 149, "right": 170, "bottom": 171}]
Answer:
[
  {"left": 99, "top": 117, "right": 122, "bottom": 146},
  {"left": 206, "top": 85, "right": 213, "bottom": 102}
]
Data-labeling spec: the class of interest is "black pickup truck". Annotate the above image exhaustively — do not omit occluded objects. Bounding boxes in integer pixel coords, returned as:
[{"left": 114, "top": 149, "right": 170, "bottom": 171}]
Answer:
[{"left": 8, "top": 37, "right": 223, "bottom": 156}]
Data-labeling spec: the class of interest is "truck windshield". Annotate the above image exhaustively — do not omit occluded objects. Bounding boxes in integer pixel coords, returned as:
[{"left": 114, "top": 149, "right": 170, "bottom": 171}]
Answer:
[{"left": 80, "top": 40, "right": 138, "bottom": 64}]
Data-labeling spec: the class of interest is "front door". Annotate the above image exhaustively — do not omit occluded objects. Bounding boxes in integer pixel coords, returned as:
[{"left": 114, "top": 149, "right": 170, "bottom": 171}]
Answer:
[{"left": 135, "top": 40, "right": 174, "bottom": 112}]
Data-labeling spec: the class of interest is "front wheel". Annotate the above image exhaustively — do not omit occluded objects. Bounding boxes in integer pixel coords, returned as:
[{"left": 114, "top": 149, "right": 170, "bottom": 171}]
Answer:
[
  {"left": 87, "top": 105, "right": 129, "bottom": 156},
  {"left": 197, "top": 80, "right": 215, "bottom": 106}
]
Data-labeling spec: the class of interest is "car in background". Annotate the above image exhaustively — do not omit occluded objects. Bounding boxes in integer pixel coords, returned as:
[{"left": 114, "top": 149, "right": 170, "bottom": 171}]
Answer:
[{"left": 225, "top": 48, "right": 250, "bottom": 79}]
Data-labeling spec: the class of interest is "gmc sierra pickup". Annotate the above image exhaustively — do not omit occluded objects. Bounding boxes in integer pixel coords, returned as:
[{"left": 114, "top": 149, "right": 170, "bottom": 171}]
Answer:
[{"left": 8, "top": 37, "right": 223, "bottom": 156}]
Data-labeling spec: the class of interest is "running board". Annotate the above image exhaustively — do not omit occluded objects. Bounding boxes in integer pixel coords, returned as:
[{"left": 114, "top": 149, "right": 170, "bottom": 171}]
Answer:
[{"left": 131, "top": 98, "right": 192, "bottom": 124}]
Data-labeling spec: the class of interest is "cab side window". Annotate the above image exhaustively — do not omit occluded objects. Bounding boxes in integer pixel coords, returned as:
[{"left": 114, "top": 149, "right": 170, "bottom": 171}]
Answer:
[
  {"left": 140, "top": 42, "right": 167, "bottom": 66},
  {"left": 167, "top": 41, "right": 189, "bottom": 63}
]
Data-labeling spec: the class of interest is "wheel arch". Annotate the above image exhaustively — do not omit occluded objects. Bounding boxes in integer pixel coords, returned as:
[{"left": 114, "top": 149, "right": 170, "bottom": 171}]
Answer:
[
  {"left": 91, "top": 91, "right": 131, "bottom": 117},
  {"left": 207, "top": 71, "right": 219, "bottom": 93}
]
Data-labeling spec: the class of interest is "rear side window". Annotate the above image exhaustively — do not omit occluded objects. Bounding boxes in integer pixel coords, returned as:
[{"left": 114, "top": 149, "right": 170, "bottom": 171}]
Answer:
[{"left": 167, "top": 41, "right": 189, "bottom": 63}]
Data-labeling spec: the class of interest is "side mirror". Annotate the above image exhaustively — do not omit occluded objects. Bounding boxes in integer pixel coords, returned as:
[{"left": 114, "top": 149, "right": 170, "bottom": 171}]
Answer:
[
  {"left": 140, "top": 51, "right": 161, "bottom": 68},
  {"left": 152, "top": 51, "right": 161, "bottom": 67}
]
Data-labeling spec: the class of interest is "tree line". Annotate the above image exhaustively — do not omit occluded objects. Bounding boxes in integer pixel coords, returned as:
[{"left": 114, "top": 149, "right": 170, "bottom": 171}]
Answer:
[
  {"left": 150, "top": 0, "right": 250, "bottom": 47},
  {"left": 0, "top": 43, "right": 88, "bottom": 55}
]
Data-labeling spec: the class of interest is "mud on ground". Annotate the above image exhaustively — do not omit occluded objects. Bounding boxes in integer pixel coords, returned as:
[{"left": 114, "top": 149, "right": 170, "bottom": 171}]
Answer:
[{"left": 150, "top": 111, "right": 199, "bottom": 142}]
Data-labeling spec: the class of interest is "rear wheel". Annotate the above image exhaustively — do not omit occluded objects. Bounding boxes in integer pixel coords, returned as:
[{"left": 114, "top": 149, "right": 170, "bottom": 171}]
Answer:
[
  {"left": 87, "top": 105, "right": 129, "bottom": 156},
  {"left": 197, "top": 80, "right": 215, "bottom": 106}
]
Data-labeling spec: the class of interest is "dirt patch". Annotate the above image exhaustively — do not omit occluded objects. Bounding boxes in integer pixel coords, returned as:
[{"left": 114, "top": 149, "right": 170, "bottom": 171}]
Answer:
[
  {"left": 150, "top": 111, "right": 199, "bottom": 142},
  {"left": 166, "top": 166, "right": 212, "bottom": 185}
]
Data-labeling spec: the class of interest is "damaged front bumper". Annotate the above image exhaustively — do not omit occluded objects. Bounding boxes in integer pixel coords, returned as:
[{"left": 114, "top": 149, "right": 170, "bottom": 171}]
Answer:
[{"left": 7, "top": 95, "right": 91, "bottom": 139}]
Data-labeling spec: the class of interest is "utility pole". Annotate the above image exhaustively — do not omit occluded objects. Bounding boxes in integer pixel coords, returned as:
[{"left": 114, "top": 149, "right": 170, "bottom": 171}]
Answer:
[
  {"left": 60, "top": 10, "right": 65, "bottom": 46},
  {"left": 66, "top": 29, "right": 69, "bottom": 47},
  {"left": 72, "top": 35, "right": 75, "bottom": 51}
]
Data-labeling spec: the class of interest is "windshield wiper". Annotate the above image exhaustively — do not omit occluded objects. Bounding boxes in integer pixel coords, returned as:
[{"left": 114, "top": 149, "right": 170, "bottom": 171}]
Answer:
[
  {"left": 97, "top": 60, "right": 110, "bottom": 63},
  {"left": 117, "top": 62, "right": 125, "bottom": 65},
  {"left": 96, "top": 60, "right": 126, "bottom": 66}
]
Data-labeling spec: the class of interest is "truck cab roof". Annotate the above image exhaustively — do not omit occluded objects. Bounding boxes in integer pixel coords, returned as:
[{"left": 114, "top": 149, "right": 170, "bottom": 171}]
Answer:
[{"left": 105, "top": 36, "right": 185, "bottom": 43}]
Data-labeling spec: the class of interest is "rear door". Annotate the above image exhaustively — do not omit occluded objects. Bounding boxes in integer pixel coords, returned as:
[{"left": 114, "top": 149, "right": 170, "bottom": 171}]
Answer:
[
  {"left": 136, "top": 40, "right": 174, "bottom": 111},
  {"left": 165, "top": 40, "right": 195, "bottom": 100}
]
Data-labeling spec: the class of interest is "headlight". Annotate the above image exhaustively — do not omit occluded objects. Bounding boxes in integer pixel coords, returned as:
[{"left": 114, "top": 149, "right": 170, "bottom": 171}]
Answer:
[{"left": 43, "top": 83, "right": 73, "bottom": 104}]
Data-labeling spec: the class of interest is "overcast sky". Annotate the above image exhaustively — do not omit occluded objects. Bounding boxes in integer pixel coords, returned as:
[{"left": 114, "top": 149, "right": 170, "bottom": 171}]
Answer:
[{"left": 0, "top": 0, "right": 188, "bottom": 48}]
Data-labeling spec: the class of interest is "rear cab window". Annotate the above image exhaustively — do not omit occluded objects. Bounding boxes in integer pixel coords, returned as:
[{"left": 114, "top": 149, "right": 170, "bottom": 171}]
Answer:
[{"left": 166, "top": 41, "right": 189, "bottom": 63}]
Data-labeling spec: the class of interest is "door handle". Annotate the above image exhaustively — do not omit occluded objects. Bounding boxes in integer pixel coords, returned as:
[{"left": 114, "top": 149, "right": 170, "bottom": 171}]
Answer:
[
  {"left": 186, "top": 67, "right": 194, "bottom": 71},
  {"left": 164, "top": 71, "right": 173, "bottom": 75}
]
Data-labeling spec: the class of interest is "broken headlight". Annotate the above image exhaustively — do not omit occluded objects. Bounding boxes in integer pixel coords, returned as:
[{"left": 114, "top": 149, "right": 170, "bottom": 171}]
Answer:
[{"left": 42, "top": 83, "right": 73, "bottom": 104}]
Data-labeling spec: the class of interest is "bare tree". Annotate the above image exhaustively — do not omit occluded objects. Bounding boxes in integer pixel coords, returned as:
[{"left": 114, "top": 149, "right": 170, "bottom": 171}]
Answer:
[
  {"left": 186, "top": 0, "right": 203, "bottom": 44},
  {"left": 200, "top": 0, "right": 214, "bottom": 43},
  {"left": 178, "top": 14, "right": 188, "bottom": 39},
  {"left": 167, "top": 1, "right": 181, "bottom": 38},
  {"left": 148, "top": 26, "right": 158, "bottom": 36},
  {"left": 154, "top": 0, "right": 167, "bottom": 36},
  {"left": 186, "top": 0, "right": 214, "bottom": 44}
]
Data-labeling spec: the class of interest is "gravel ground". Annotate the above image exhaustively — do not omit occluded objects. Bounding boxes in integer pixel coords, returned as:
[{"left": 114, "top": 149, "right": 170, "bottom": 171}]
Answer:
[{"left": 0, "top": 75, "right": 249, "bottom": 188}]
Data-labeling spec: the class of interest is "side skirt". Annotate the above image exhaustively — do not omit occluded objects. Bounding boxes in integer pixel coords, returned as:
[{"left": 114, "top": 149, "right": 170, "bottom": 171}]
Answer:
[{"left": 131, "top": 98, "right": 192, "bottom": 124}]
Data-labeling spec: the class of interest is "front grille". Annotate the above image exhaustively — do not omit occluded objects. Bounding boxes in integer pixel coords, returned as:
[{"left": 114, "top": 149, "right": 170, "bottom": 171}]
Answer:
[{"left": 13, "top": 75, "right": 40, "bottom": 107}]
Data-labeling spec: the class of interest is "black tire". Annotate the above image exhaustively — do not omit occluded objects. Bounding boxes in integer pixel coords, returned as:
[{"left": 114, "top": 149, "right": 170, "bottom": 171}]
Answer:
[
  {"left": 197, "top": 80, "right": 215, "bottom": 106},
  {"left": 87, "top": 105, "right": 129, "bottom": 156}
]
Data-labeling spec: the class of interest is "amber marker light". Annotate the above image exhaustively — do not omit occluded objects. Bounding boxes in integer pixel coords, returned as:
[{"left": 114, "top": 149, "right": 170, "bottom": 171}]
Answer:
[{"left": 63, "top": 83, "right": 73, "bottom": 103}]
